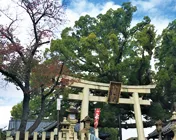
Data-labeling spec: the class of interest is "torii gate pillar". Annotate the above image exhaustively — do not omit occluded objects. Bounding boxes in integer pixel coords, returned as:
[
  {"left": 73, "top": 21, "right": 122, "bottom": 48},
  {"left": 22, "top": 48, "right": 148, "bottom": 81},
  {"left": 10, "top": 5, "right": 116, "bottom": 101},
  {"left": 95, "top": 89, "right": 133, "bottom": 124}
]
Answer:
[
  {"left": 80, "top": 86, "right": 89, "bottom": 139},
  {"left": 81, "top": 87, "right": 89, "bottom": 120},
  {"left": 133, "top": 92, "right": 145, "bottom": 139}
]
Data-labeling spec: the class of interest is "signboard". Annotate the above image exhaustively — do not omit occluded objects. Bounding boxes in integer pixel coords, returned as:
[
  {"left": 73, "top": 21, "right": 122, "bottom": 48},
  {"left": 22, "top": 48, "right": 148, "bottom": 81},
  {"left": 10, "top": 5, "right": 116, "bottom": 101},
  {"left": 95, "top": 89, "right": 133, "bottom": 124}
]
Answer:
[
  {"left": 57, "top": 99, "right": 61, "bottom": 110},
  {"left": 107, "top": 81, "right": 122, "bottom": 104}
]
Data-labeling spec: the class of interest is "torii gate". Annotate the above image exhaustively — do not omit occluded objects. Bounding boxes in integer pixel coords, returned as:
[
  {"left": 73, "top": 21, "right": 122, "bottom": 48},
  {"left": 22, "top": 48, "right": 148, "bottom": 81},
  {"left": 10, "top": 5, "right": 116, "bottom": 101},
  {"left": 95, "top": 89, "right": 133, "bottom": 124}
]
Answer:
[{"left": 65, "top": 76, "right": 155, "bottom": 140}]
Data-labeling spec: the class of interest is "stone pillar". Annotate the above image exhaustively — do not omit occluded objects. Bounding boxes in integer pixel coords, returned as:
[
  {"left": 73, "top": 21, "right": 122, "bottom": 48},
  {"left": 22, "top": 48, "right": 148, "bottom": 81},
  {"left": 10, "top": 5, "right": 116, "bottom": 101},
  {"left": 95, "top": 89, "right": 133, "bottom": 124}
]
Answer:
[
  {"left": 81, "top": 87, "right": 89, "bottom": 121},
  {"left": 171, "top": 125, "right": 176, "bottom": 140},
  {"left": 24, "top": 131, "right": 29, "bottom": 140},
  {"left": 60, "top": 117, "right": 70, "bottom": 140},
  {"left": 95, "top": 128, "right": 99, "bottom": 138},
  {"left": 15, "top": 131, "right": 20, "bottom": 140},
  {"left": 50, "top": 132, "right": 54, "bottom": 140},
  {"left": 42, "top": 132, "right": 46, "bottom": 140},
  {"left": 133, "top": 92, "right": 145, "bottom": 140},
  {"left": 33, "top": 132, "right": 38, "bottom": 140},
  {"left": 155, "top": 120, "right": 163, "bottom": 140},
  {"left": 170, "top": 112, "right": 176, "bottom": 140},
  {"left": 69, "top": 123, "right": 77, "bottom": 140}
]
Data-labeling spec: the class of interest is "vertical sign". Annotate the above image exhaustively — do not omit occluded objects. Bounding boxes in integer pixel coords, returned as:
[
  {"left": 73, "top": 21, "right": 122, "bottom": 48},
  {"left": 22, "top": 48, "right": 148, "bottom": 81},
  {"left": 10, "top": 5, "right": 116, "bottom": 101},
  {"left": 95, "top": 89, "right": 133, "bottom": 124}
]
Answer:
[
  {"left": 57, "top": 99, "right": 61, "bottom": 110},
  {"left": 108, "top": 82, "right": 121, "bottom": 103},
  {"left": 94, "top": 108, "right": 101, "bottom": 129}
]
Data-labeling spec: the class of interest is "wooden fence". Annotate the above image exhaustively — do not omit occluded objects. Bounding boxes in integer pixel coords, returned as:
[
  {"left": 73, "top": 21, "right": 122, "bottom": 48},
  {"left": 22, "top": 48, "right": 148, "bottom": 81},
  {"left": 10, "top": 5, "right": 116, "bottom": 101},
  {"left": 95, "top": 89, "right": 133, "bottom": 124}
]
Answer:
[
  {"left": 5, "top": 131, "right": 100, "bottom": 140},
  {"left": 6, "top": 131, "right": 79, "bottom": 140}
]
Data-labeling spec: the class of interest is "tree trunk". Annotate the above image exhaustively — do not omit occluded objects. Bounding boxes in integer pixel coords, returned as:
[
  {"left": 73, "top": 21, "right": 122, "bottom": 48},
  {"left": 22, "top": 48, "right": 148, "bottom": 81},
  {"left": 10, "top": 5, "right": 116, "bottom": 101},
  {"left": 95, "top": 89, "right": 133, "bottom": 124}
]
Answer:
[
  {"left": 18, "top": 93, "right": 30, "bottom": 139},
  {"left": 28, "top": 96, "right": 45, "bottom": 134}
]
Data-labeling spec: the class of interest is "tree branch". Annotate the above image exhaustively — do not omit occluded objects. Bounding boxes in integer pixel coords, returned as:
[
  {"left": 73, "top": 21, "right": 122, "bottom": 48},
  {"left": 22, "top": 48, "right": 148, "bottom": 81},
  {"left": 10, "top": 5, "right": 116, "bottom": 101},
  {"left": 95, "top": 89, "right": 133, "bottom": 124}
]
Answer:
[
  {"left": 0, "top": 69, "right": 25, "bottom": 93},
  {"left": 0, "top": 19, "right": 26, "bottom": 64},
  {"left": 44, "top": 62, "right": 64, "bottom": 98},
  {"left": 17, "top": 1, "right": 39, "bottom": 56},
  {"left": 38, "top": 41, "right": 50, "bottom": 47}
]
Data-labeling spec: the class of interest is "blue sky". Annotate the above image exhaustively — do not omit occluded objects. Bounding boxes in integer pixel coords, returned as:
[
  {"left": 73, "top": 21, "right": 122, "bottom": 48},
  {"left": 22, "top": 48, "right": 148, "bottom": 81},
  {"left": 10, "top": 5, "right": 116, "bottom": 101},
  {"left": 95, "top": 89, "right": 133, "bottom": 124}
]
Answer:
[
  {"left": 84, "top": 0, "right": 176, "bottom": 19},
  {"left": 0, "top": 0, "right": 176, "bottom": 139},
  {"left": 65, "top": 0, "right": 176, "bottom": 34}
]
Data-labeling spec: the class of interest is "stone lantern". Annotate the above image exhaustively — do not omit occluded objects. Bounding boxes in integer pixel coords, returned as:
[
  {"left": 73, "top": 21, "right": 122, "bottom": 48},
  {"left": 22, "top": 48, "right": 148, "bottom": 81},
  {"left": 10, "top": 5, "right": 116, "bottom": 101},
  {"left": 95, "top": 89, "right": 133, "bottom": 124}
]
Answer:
[
  {"left": 66, "top": 106, "right": 79, "bottom": 139},
  {"left": 66, "top": 105, "right": 79, "bottom": 123},
  {"left": 60, "top": 117, "right": 70, "bottom": 139},
  {"left": 155, "top": 120, "right": 163, "bottom": 140},
  {"left": 170, "top": 112, "right": 176, "bottom": 140}
]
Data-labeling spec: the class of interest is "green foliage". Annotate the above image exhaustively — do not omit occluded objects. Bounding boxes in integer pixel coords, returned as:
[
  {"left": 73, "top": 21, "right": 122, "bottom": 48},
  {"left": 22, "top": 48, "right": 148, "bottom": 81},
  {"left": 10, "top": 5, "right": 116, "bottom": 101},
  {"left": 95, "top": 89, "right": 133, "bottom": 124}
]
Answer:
[
  {"left": 154, "top": 19, "right": 176, "bottom": 114},
  {"left": 100, "top": 127, "right": 118, "bottom": 140},
  {"left": 148, "top": 102, "right": 171, "bottom": 121},
  {"left": 11, "top": 103, "right": 23, "bottom": 119},
  {"left": 0, "top": 129, "right": 6, "bottom": 140},
  {"left": 48, "top": 2, "right": 155, "bottom": 85}
]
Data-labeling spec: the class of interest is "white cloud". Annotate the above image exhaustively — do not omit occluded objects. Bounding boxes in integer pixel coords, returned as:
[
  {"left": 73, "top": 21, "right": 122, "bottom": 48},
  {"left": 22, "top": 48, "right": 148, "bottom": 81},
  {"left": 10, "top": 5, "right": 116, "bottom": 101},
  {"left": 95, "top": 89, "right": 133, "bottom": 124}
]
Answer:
[
  {"left": 65, "top": 0, "right": 121, "bottom": 28},
  {"left": 131, "top": 0, "right": 172, "bottom": 13},
  {"left": 0, "top": 82, "right": 23, "bottom": 100},
  {"left": 0, "top": 77, "right": 23, "bottom": 108},
  {"left": 151, "top": 17, "right": 170, "bottom": 34},
  {"left": 133, "top": 0, "right": 156, "bottom": 11},
  {"left": 0, "top": 82, "right": 22, "bottom": 128},
  {"left": 97, "top": 1, "right": 121, "bottom": 15},
  {"left": 130, "top": 0, "right": 175, "bottom": 28},
  {"left": 0, "top": 106, "right": 12, "bottom": 128}
]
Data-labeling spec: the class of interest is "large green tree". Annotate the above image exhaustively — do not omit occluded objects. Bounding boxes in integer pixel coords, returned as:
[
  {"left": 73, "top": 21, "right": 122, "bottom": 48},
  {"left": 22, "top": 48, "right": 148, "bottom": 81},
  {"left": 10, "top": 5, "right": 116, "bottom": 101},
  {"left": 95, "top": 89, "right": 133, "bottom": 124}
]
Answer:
[
  {"left": 44, "top": 2, "right": 157, "bottom": 128},
  {"left": 153, "top": 20, "right": 176, "bottom": 121}
]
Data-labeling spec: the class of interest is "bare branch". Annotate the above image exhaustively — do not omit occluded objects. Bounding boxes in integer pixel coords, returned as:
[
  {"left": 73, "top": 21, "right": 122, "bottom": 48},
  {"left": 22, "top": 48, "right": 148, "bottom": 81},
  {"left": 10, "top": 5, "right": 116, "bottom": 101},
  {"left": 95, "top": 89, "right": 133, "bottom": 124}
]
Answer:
[
  {"left": 0, "top": 8, "right": 14, "bottom": 21},
  {"left": 0, "top": 14, "right": 26, "bottom": 63},
  {"left": 38, "top": 41, "right": 50, "bottom": 47},
  {"left": 17, "top": 0, "right": 64, "bottom": 57}
]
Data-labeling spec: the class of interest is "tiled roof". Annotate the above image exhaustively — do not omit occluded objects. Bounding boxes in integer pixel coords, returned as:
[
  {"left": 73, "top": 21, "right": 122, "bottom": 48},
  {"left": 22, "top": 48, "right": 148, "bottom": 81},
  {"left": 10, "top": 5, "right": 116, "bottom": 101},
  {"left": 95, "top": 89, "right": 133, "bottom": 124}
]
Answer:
[
  {"left": 8, "top": 119, "right": 55, "bottom": 135},
  {"left": 148, "top": 121, "right": 176, "bottom": 138},
  {"left": 39, "top": 121, "right": 57, "bottom": 132}
]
